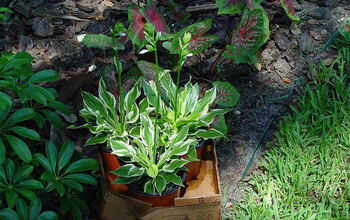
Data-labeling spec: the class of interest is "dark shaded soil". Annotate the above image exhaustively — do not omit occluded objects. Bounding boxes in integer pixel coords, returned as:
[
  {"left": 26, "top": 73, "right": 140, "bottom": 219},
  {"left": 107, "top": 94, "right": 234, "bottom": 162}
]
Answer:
[{"left": 1, "top": 0, "right": 350, "bottom": 216}]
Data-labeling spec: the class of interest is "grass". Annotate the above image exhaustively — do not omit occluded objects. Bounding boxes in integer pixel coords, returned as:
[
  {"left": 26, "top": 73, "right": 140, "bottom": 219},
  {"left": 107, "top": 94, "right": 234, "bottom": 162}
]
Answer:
[{"left": 224, "top": 47, "right": 350, "bottom": 219}]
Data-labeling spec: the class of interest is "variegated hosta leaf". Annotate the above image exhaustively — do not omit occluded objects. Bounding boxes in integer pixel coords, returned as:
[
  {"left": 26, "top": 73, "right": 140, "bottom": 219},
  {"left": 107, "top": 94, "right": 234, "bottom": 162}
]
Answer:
[
  {"left": 213, "top": 81, "right": 240, "bottom": 107},
  {"left": 81, "top": 34, "right": 125, "bottom": 50},
  {"left": 159, "top": 0, "right": 191, "bottom": 22},
  {"left": 279, "top": 0, "right": 301, "bottom": 23},
  {"left": 224, "top": 6, "right": 270, "bottom": 64},
  {"left": 169, "top": 19, "right": 218, "bottom": 55},
  {"left": 215, "top": 0, "right": 246, "bottom": 15}
]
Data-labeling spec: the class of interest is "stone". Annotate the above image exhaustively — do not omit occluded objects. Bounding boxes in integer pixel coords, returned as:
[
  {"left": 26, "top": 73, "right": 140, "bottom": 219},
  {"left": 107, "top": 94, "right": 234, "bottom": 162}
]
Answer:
[
  {"left": 261, "top": 48, "right": 278, "bottom": 64},
  {"left": 32, "top": 18, "right": 54, "bottom": 37},
  {"left": 18, "top": 35, "right": 33, "bottom": 51},
  {"left": 290, "top": 24, "right": 301, "bottom": 35},
  {"left": 310, "top": 31, "right": 322, "bottom": 41},
  {"left": 274, "top": 33, "right": 290, "bottom": 51},
  {"left": 274, "top": 58, "right": 291, "bottom": 75},
  {"left": 298, "top": 33, "right": 314, "bottom": 54},
  {"left": 76, "top": 3, "right": 94, "bottom": 12}
]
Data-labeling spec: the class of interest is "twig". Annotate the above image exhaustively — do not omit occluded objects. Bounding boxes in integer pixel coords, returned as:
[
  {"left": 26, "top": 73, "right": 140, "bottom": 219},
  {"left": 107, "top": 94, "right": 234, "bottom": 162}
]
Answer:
[{"left": 186, "top": 3, "right": 217, "bottom": 13}]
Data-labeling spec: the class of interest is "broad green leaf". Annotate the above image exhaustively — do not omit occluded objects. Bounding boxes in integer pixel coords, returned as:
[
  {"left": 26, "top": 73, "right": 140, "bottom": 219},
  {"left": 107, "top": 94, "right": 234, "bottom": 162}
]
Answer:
[
  {"left": 13, "top": 165, "right": 33, "bottom": 183},
  {"left": 163, "top": 159, "right": 188, "bottom": 172},
  {"left": 6, "top": 190, "right": 18, "bottom": 208},
  {"left": 63, "top": 173, "right": 97, "bottom": 185},
  {"left": 85, "top": 134, "right": 108, "bottom": 146},
  {"left": 192, "top": 87, "right": 216, "bottom": 116},
  {"left": 27, "top": 86, "right": 48, "bottom": 105},
  {"left": 0, "top": 8, "right": 13, "bottom": 13},
  {"left": 53, "top": 181, "right": 65, "bottom": 196},
  {"left": 8, "top": 127, "right": 40, "bottom": 141},
  {"left": 16, "top": 199, "right": 28, "bottom": 220},
  {"left": 109, "top": 139, "right": 136, "bottom": 157},
  {"left": 163, "top": 173, "right": 184, "bottom": 187},
  {"left": 111, "top": 164, "right": 144, "bottom": 177},
  {"left": 193, "top": 129, "right": 225, "bottom": 139},
  {"left": 112, "top": 176, "right": 139, "bottom": 184},
  {"left": 5, "top": 135, "right": 32, "bottom": 162},
  {"left": 17, "top": 180, "right": 43, "bottom": 189},
  {"left": 58, "top": 141, "right": 74, "bottom": 171},
  {"left": 15, "top": 188, "right": 36, "bottom": 202},
  {"left": 34, "top": 154, "right": 53, "bottom": 173},
  {"left": 140, "top": 114, "right": 154, "bottom": 148},
  {"left": 154, "top": 175, "right": 166, "bottom": 195},
  {"left": 47, "top": 101, "right": 71, "bottom": 115},
  {"left": 32, "top": 112, "right": 46, "bottom": 129},
  {"left": 28, "top": 70, "right": 58, "bottom": 83},
  {"left": 40, "top": 110, "right": 64, "bottom": 130},
  {"left": 29, "top": 198, "right": 42, "bottom": 220},
  {"left": 171, "top": 139, "right": 197, "bottom": 156},
  {"left": 65, "top": 158, "right": 98, "bottom": 173},
  {"left": 45, "top": 141, "right": 58, "bottom": 173},
  {"left": 60, "top": 179, "right": 83, "bottom": 192},
  {"left": 0, "top": 208, "right": 20, "bottom": 220},
  {"left": 3, "top": 52, "right": 33, "bottom": 72},
  {"left": 5, "top": 159, "right": 15, "bottom": 182},
  {"left": 37, "top": 211, "right": 59, "bottom": 220},
  {"left": 82, "top": 34, "right": 124, "bottom": 50},
  {"left": 0, "top": 138, "right": 5, "bottom": 165},
  {"left": 0, "top": 92, "right": 12, "bottom": 109},
  {"left": 98, "top": 79, "right": 116, "bottom": 112},
  {"left": 212, "top": 81, "right": 240, "bottom": 107},
  {"left": 5, "top": 108, "right": 34, "bottom": 126},
  {"left": 199, "top": 108, "right": 231, "bottom": 126}
]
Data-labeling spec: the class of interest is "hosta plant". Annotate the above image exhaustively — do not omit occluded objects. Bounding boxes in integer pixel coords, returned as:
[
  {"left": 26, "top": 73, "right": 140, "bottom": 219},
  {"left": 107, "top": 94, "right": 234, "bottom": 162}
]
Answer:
[
  {"left": 69, "top": 78, "right": 144, "bottom": 147},
  {"left": 111, "top": 114, "right": 198, "bottom": 194},
  {"left": 0, "top": 52, "right": 71, "bottom": 130},
  {"left": 0, "top": 159, "right": 43, "bottom": 208},
  {"left": 34, "top": 141, "right": 98, "bottom": 197}
]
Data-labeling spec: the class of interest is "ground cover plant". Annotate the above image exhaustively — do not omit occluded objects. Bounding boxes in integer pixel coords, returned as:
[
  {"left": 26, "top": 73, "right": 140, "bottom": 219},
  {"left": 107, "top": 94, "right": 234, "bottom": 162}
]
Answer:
[
  {"left": 224, "top": 38, "right": 350, "bottom": 219},
  {"left": 0, "top": 51, "right": 99, "bottom": 220}
]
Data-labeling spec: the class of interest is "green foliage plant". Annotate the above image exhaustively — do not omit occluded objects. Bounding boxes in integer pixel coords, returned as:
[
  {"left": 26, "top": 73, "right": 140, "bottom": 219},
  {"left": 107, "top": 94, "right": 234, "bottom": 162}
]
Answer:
[{"left": 0, "top": 8, "right": 12, "bottom": 24}]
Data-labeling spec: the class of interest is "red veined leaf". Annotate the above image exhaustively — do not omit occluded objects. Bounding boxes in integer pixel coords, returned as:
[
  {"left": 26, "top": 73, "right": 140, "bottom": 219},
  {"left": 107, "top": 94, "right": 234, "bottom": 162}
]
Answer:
[
  {"left": 169, "top": 19, "right": 217, "bottom": 55},
  {"left": 128, "top": 6, "right": 146, "bottom": 48},
  {"left": 224, "top": 6, "right": 269, "bottom": 64},
  {"left": 213, "top": 81, "right": 240, "bottom": 107},
  {"left": 159, "top": 0, "right": 191, "bottom": 22},
  {"left": 212, "top": 115, "right": 228, "bottom": 136},
  {"left": 136, "top": 60, "right": 164, "bottom": 82},
  {"left": 143, "top": 4, "right": 169, "bottom": 34},
  {"left": 215, "top": 0, "right": 245, "bottom": 15},
  {"left": 279, "top": 0, "right": 301, "bottom": 23}
]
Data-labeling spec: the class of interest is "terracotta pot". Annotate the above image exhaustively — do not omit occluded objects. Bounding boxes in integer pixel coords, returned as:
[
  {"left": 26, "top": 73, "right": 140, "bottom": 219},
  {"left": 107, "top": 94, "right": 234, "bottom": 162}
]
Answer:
[
  {"left": 185, "top": 140, "right": 206, "bottom": 182},
  {"left": 127, "top": 172, "right": 186, "bottom": 207},
  {"left": 101, "top": 150, "right": 128, "bottom": 192}
]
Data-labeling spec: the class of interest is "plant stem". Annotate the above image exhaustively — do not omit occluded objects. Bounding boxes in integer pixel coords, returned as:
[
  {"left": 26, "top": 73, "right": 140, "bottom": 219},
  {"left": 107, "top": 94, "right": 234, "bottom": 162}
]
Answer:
[
  {"left": 153, "top": 42, "right": 161, "bottom": 164},
  {"left": 174, "top": 62, "right": 182, "bottom": 121}
]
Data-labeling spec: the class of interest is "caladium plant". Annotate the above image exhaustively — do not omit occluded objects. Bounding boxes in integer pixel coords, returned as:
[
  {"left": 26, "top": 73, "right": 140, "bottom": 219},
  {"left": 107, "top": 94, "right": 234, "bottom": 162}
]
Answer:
[
  {"left": 280, "top": 0, "right": 301, "bottom": 23},
  {"left": 223, "top": 6, "right": 270, "bottom": 64},
  {"left": 159, "top": 0, "right": 191, "bottom": 22},
  {"left": 128, "top": 3, "right": 169, "bottom": 48},
  {"left": 213, "top": 81, "right": 240, "bottom": 107},
  {"left": 164, "top": 19, "right": 218, "bottom": 55}
]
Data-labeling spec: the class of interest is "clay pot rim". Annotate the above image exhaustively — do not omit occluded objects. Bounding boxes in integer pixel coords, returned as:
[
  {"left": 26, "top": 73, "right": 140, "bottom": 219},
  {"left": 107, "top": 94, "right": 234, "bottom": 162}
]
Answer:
[{"left": 127, "top": 171, "right": 186, "bottom": 197}]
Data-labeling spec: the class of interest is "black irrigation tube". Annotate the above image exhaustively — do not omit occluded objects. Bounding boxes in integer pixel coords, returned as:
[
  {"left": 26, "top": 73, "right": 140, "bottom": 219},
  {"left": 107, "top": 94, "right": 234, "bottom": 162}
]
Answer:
[
  {"left": 241, "top": 76, "right": 304, "bottom": 179},
  {"left": 240, "top": 22, "right": 343, "bottom": 179}
]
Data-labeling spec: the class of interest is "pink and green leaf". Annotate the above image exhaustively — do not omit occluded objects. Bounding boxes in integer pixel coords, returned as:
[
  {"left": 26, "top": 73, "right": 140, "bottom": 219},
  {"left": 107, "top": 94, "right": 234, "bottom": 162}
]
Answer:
[
  {"left": 215, "top": 0, "right": 245, "bottom": 15},
  {"left": 143, "top": 4, "right": 169, "bottom": 34},
  {"left": 159, "top": 0, "right": 191, "bottom": 22},
  {"left": 213, "top": 81, "right": 240, "bottom": 107},
  {"left": 279, "top": 0, "right": 301, "bottom": 23},
  {"left": 128, "top": 6, "right": 146, "bottom": 48},
  {"left": 169, "top": 19, "right": 218, "bottom": 55},
  {"left": 225, "top": 6, "right": 269, "bottom": 64},
  {"left": 136, "top": 60, "right": 164, "bottom": 82}
]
